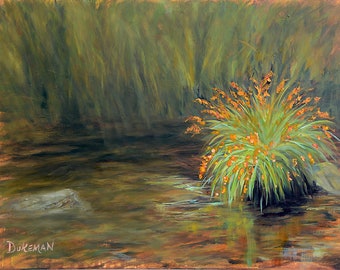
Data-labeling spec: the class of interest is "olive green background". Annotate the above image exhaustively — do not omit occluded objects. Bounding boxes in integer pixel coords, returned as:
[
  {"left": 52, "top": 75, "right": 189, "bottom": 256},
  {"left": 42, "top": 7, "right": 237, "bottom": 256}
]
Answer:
[{"left": 0, "top": 0, "right": 339, "bottom": 142}]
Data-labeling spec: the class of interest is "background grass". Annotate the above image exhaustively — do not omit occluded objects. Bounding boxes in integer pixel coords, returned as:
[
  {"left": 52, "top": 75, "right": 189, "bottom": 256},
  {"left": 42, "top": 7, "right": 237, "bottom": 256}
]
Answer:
[{"left": 0, "top": 0, "right": 339, "bottom": 142}]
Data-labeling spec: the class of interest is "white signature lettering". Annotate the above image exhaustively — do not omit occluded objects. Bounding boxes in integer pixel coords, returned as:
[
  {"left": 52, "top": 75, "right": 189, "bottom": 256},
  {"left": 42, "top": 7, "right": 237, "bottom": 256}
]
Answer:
[{"left": 6, "top": 240, "right": 54, "bottom": 254}]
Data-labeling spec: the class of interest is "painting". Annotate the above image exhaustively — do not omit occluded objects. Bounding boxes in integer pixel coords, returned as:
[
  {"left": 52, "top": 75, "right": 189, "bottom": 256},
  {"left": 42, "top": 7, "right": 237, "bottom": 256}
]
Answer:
[{"left": 0, "top": 0, "right": 339, "bottom": 269}]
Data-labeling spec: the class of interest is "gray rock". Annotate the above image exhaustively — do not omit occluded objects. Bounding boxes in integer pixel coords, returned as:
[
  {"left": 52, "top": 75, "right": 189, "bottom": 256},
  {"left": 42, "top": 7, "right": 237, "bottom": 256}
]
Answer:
[
  {"left": 311, "top": 162, "right": 340, "bottom": 195},
  {"left": 4, "top": 188, "right": 91, "bottom": 214}
]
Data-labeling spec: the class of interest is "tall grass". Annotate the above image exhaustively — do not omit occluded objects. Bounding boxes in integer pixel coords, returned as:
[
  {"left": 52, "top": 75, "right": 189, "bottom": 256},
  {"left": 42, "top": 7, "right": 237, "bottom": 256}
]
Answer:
[{"left": 0, "top": 0, "right": 339, "bottom": 141}]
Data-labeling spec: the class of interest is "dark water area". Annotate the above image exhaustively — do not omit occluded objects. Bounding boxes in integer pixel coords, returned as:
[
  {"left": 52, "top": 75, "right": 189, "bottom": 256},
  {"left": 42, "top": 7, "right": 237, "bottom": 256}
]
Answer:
[{"left": 0, "top": 125, "right": 339, "bottom": 269}]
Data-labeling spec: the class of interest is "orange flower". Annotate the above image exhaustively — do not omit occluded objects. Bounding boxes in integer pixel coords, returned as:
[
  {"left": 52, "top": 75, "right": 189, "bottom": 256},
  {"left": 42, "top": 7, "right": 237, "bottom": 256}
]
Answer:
[
  {"left": 230, "top": 100, "right": 239, "bottom": 109},
  {"left": 308, "top": 153, "right": 315, "bottom": 164},
  {"left": 248, "top": 167, "right": 254, "bottom": 175},
  {"left": 199, "top": 172, "right": 205, "bottom": 180},
  {"left": 231, "top": 91, "right": 238, "bottom": 98},
  {"left": 292, "top": 87, "right": 301, "bottom": 95},
  {"left": 185, "top": 124, "right": 201, "bottom": 135},
  {"left": 185, "top": 116, "right": 205, "bottom": 125},
  {"left": 316, "top": 108, "right": 331, "bottom": 119},
  {"left": 287, "top": 172, "right": 292, "bottom": 182},
  {"left": 325, "top": 131, "right": 332, "bottom": 139},
  {"left": 302, "top": 97, "right": 311, "bottom": 104},
  {"left": 230, "top": 82, "right": 239, "bottom": 89},
  {"left": 271, "top": 153, "right": 276, "bottom": 161},
  {"left": 263, "top": 71, "right": 273, "bottom": 81},
  {"left": 263, "top": 90, "right": 270, "bottom": 98},
  {"left": 213, "top": 87, "right": 227, "bottom": 98},
  {"left": 292, "top": 158, "right": 298, "bottom": 167},
  {"left": 232, "top": 165, "right": 239, "bottom": 173},
  {"left": 210, "top": 95, "right": 218, "bottom": 101},
  {"left": 286, "top": 101, "right": 295, "bottom": 109},
  {"left": 237, "top": 90, "right": 245, "bottom": 96},
  {"left": 201, "top": 109, "right": 223, "bottom": 119},
  {"left": 296, "top": 108, "right": 307, "bottom": 116},
  {"left": 247, "top": 132, "right": 259, "bottom": 145},
  {"left": 230, "top": 134, "right": 237, "bottom": 141},
  {"left": 195, "top": 98, "right": 210, "bottom": 106},
  {"left": 287, "top": 93, "right": 293, "bottom": 102},
  {"left": 231, "top": 155, "right": 237, "bottom": 161},
  {"left": 276, "top": 79, "right": 287, "bottom": 93}
]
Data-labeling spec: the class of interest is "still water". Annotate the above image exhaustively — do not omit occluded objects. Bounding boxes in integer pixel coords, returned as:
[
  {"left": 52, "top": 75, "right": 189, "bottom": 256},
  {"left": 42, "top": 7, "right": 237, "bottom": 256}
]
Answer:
[{"left": 0, "top": 128, "right": 339, "bottom": 269}]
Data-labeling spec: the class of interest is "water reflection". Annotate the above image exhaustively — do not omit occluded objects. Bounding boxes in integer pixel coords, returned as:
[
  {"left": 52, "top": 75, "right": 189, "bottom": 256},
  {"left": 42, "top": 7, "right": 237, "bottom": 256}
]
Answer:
[{"left": 0, "top": 133, "right": 339, "bottom": 269}]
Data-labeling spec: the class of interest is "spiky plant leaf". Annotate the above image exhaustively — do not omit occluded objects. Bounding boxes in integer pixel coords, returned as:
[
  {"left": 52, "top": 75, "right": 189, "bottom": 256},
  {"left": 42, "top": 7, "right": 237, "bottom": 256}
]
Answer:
[{"left": 186, "top": 72, "right": 336, "bottom": 209}]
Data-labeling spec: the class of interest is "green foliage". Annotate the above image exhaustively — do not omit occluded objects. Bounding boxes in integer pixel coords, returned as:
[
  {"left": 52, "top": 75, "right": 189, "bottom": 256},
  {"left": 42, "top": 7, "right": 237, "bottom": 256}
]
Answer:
[
  {"left": 187, "top": 72, "right": 336, "bottom": 209},
  {"left": 0, "top": 0, "right": 339, "bottom": 141}
]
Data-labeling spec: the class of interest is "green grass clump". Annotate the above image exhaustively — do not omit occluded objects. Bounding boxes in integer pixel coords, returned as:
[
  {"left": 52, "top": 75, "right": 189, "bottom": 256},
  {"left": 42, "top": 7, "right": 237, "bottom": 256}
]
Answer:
[{"left": 186, "top": 72, "right": 336, "bottom": 209}]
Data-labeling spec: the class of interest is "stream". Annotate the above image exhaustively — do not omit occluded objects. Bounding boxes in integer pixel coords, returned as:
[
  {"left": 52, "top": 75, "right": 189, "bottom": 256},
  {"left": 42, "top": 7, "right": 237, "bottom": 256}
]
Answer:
[{"left": 0, "top": 127, "right": 339, "bottom": 269}]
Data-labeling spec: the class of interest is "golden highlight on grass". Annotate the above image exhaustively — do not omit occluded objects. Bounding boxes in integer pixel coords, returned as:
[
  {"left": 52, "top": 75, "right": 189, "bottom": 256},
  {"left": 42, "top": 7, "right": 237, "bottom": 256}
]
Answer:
[
  {"left": 0, "top": 0, "right": 339, "bottom": 142},
  {"left": 186, "top": 72, "right": 336, "bottom": 209}
]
